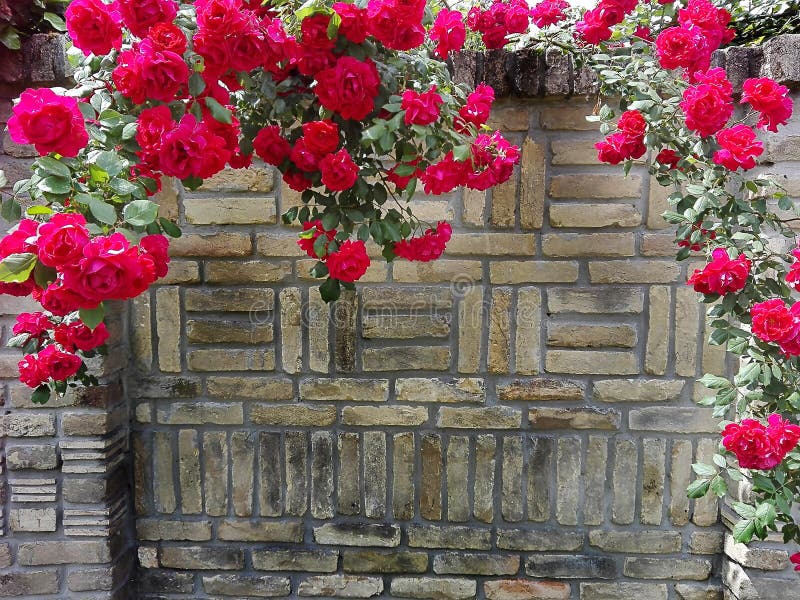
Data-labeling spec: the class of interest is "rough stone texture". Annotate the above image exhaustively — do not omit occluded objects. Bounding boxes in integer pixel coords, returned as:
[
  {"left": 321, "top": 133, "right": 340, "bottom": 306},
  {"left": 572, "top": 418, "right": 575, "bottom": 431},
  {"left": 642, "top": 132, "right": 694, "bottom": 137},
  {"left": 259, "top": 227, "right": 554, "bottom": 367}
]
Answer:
[{"left": 14, "top": 40, "right": 800, "bottom": 599}]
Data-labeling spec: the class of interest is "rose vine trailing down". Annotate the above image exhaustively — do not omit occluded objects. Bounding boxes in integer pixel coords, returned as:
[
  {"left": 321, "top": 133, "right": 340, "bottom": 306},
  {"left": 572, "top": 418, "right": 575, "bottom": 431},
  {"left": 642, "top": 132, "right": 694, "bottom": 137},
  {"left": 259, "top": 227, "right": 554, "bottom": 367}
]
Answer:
[{"left": 2, "top": 0, "right": 800, "bottom": 560}]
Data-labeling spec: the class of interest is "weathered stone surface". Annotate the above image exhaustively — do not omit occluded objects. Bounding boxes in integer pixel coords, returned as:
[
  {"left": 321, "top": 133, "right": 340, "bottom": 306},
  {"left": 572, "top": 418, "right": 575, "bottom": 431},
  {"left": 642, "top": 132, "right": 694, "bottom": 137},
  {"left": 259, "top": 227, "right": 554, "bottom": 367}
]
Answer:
[
  {"left": 218, "top": 519, "right": 304, "bottom": 542},
  {"left": 396, "top": 378, "right": 485, "bottom": 403},
  {"left": 0, "top": 570, "right": 59, "bottom": 596},
  {"left": 496, "top": 529, "right": 583, "bottom": 552},
  {"left": 526, "top": 555, "right": 616, "bottom": 579},
  {"left": 202, "top": 574, "right": 291, "bottom": 597},
  {"left": 297, "top": 575, "right": 383, "bottom": 597},
  {"left": 497, "top": 379, "right": 584, "bottom": 401},
  {"left": 407, "top": 525, "right": 491, "bottom": 550},
  {"left": 433, "top": 552, "right": 520, "bottom": 576},
  {"left": 437, "top": 406, "right": 522, "bottom": 429},
  {"left": 159, "top": 546, "right": 244, "bottom": 570},
  {"left": 579, "top": 582, "right": 668, "bottom": 600},
  {"left": 343, "top": 551, "right": 428, "bottom": 574},
  {"left": 390, "top": 577, "right": 477, "bottom": 600},
  {"left": 314, "top": 524, "right": 400, "bottom": 547},
  {"left": 5, "top": 444, "right": 58, "bottom": 470},
  {"left": 589, "top": 530, "right": 682, "bottom": 553},
  {"left": 484, "top": 580, "right": 571, "bottom": 600}
]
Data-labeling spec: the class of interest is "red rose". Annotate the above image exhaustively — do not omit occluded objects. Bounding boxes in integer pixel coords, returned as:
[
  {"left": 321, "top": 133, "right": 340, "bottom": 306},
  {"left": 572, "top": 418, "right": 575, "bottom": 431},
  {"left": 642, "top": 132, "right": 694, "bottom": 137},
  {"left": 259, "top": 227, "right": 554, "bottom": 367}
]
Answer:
[
  {"left": 575, "top": 9, "right": 612, "bottom": 45},
  {"left": 787, "top": 248, "right": 800, "bottom": 291},
  {"left": 159, "top": 115, "right": 230, "bottom": 180},
  {"left": 458, "top": 83, "right": 495, "bottom": 129},
  {"left": 713, "top": 124, "right": 763, "bottom": 171},
  {"left": 54, "top": 321, "right": 109, "bottom": 352},
  {"left": 792, "top": 553, "right": 800, "bottom": 572},
  {"left": 192, "top": 31, "right": 230, "bottom": 79},
  {"left": 678, "top": 0, "right": 734, "bottom": 49},
  {"left": 36, "top": 213, "right": 91, "bottom": 269},
  {"left": 751, "top": 298, "right": 800, "bottom": 344},
  {"left": 319, "top": 148, "right": 359, "bottom": 192},
  {"left": 767, "top": 414, "right": 800, "bottom": 456},
  {"left": 596, "top": 0, "right": 636, "bottom": 28},
  {"left": 148, "top": 22, "right": 187, "bottom": 54},
  {"left": 467, "top": 131, "right": 520, "bottom": 191},
  {"left": 302, "top": 120, "right": 340, "bottom": 156},
  {"left": 655, "top": 26, "right": 710, "bottom": 73},
  {"left": 314, "top": 56, "right": 381, "bottom": 121},
  {"left": 393, "top": 221, "right": 452, "bottom": 262},
  {"left": 65, "top": 0, "right": 122, "bottom": 56},
  {"left": 283, "top": 170, "right": 313, "bottom": 192},
  {"left": 687, "top": 247, "right": 750, "bottom": 295},
  {"left": 7, "top": 88, "right": 89, "bottom": 157},
  {"left": 333, "top": 2, "right": 369, "bottom": 43},
  {"left": 722, "top": 418, "right": 782, "bottom": 470},
  {"left": 38, "top": 344, "right": 83, "bottom": 382},
  {"left": 290, "top": 139, "right": 321, "bottom": 173},
  {"left": 227, "top": 21, "right": 268, "bottom": 72},
  {"left": 113, "top": 40, "right": 189, "bottom": 105},
  {"left": 741, "top": 77, "right": 794, "bottom": 133},
  {"left": 430, "top": 9, "right": 466, "bottom": 58},
  {"left": 531, "top": 0, "right": 569, "bottom": 27},
  {"left": 420, "top": 152, "right": 469, "bottom": 195},
  {"left": 117, "top": 0, "right": 178, "bottom": 38},
  {"left": 503, "top": 0, "right": 530, "bottom": 33},
  {"left": 297, "top": 220, "right": 336, "bottom": 258},
  {"left": 195, "top": 0, "right": 249, "bottom": 35},
  {"left": 367, "top": 0, "right": 426, "bottom": 50},
  {"left": 0, "top": 219, "right": 38, "bottom": 297},
  {"left": 136, "top": 105, "right": 175, "bottom": 165},
  {"left": 39, "top": 282, "right": 90, "bottom": 315},
  {"left": 253, "top": 126, "right": 291, "bottom": 166},
  {"left": 401, "top": 86, "right": 444, "bottom": 126},
  {"left": 13, "top": 312, "right": 52, "bottom": 339},
  {"left": 596, "top": 133, "right": 631, "bottom": 165},
  {"left": 617, "top": 110, "right": 647, "bottom": 138},
  {"left": 140, "top": 234, "right": 170, "bottom": 279},
  {"left": 680, "top": 83, "right": 734, "bottom": 138},
  {"left": 18, "top": 354, "right": 47, "bottom": 388},
  {"left": 326, "top": 239, "right": 370, "bottom": 282},
  {"left": 656, "top": 149, "right": 682, "bottom": 169},
  {"left": 300, "top": 14, "right": 335, "bottom": 50}
]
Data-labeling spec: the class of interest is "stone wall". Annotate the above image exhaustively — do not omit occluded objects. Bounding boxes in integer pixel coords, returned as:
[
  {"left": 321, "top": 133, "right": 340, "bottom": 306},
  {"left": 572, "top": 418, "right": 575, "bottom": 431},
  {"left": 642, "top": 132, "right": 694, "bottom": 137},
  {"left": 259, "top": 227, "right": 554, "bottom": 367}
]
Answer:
[{"left": 3, "top": 34, "right": 800, "bottom": 600}]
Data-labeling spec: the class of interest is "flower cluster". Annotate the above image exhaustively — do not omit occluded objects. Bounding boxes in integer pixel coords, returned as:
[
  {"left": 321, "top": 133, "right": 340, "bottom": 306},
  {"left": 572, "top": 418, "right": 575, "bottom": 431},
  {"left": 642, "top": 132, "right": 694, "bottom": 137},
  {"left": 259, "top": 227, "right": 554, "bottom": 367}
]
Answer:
[
  {"left": 751, "top": 299, "right": 800, "bottom": 357},
  {"left": 687, "top": 248, "right": 750, "bottom": 295},
  {"left": 722, "top": 414, "right": 800, "bottom": 471},
  {"left": 468, "top": 0, "right": 531, "bottom": 48},
  {"left": 393, "top": 222, "right": 453, "bottom": 262},
  {"left": 575, "top": 0, "right": 636, "bottom": 45},
  {"left": 595, "top": 109, "right": 647, "bottom": 165}
]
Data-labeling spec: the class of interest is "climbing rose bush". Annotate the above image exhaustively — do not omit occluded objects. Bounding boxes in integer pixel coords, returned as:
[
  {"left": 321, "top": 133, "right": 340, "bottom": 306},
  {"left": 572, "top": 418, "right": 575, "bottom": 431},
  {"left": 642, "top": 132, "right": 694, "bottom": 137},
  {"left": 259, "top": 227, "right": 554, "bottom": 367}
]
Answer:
[{"left": 0, "top": 0, "right": 523, "bottom": 403}]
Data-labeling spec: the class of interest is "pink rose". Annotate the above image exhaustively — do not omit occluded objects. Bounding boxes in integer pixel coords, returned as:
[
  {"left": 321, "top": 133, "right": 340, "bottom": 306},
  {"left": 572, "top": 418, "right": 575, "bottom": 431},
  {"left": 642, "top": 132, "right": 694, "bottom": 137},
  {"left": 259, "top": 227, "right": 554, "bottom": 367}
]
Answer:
[
  {"left": 117, "top": 0, "right": 178, "bottom": 38},
  {"left": 8, "top": 88, "right": 89, "bottom": 157},
  {"left": 36, "top": 213, "right": 91, "bottom": 269},
  {"left": 65, "top": 0, "right": 122, "bottom": 56}
]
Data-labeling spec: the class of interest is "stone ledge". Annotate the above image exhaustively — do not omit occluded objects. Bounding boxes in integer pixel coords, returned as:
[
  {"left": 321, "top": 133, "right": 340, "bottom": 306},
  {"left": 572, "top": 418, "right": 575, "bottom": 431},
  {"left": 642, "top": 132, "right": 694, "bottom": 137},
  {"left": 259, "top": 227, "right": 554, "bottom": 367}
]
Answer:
[
  {"left": 0, "top": 33, "right": 72, "bottom": 92},
  {"left": 452, "top": 34, "right": 800, "bottom": 99}
]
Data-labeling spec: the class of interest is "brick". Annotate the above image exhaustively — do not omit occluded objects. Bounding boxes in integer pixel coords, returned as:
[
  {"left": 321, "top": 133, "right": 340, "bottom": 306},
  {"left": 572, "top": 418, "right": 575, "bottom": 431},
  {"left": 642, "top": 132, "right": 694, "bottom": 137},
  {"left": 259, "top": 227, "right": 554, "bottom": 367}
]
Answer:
[
  {"left": 437, "top": 406, "right": 521, "bottom": 429},
  {"left": 526, "top": 555, "right": 616, "bottom": 579},
  {"left": 393, "top": 433, "right": 415, "bottom": 520},
  {"left": 338, "top": 432, "right": 360, "bottom": 516},
  {"left": 393, "top": 260, "right": 482, "bottom": 283},
  {"left": 463, "top": 187, "right": 486, "bottom": 227},
  {"left": 497, "top": 379, "right": 584, "bottom": 401},
  {"left": 363, "top": 432, "right": 386, "bottom": 518},
  {"left": 547, "top": 288, "right": 643, "bottom": 314},
  {"left": 362, "top": 346, "right": 450, "bottom": 371},
  {"left": 611, "top": 439, "right": 637, "bottom": 525},
  {"left": 488, "top": 288, "right": 512, "bottom": 373},
  {"left": 408, "top": 198, "right": 454, "bottom": 222},
  {"left": 502, "top": 439, "right": 522, "bottom": 523},
  {"left": 0, "top": 414, "right": 55, "bottom": 437},
  {"left": 540, "top": 103, "right": 599, "bottom": 130},
  {"left": 137, "top": 519, "right": 212, "bottom": 541},
  {"left": 545, "top": 350, "right": 637, "bottom": 375},
  {"left": 9, "top": 508, "right": 56, "bottom": 532},
  {"left": 675, "top": 287, "right": 701, "bottom": 377},
  {"left": 169, "top": 233, "right": 252, "bottom": 257},
  {"left": 131, "top": 294, "right": 153, "bottom": 372},
  {"left": 484, "top": 580, "right": 571, "bottom": 600},
  {"left": 670, "top": 440, "right": 693, "bottom": 526},
  {"left": 159, "top": 546, "right": 244, "bottom": 571},
  {"left": 18, "top": 541, "right": 110, "bottom": 565},
  {"left": 232, "top": 432, "right": 255, "bottom": 516},
  {"left": 641, "top": 233, "right": 679, "bottom": 256},
  {"left": 362, "top": 314, "right": 450, "bottom": 339},
  {"left": 205, "top": 260, "right": 292, "bottom": 283},
  {"left": 528, "top": 437, "right": 553, "bottom": 522},
  {"left": 511, "top": 289, "right": 541, "bottom": 372},
  {"left": 589, "top": 260, "right": 681, "bottom": 283},
  {"left": 585, "top": 436, "right": 608, "bottom": 525},
  {"left": 156, "top": 402, "right": 243, "bottom": 425},
  {"left": 202, "top": 574, "right": 290, "bottom": 598},
  {"left": 137, "top": 569, "right": 193, "bottom": 594},
  {"left": 250, "top": 403, "right": 334, "bottom": 426},
  {"left": 550, "top": 202, "right": 641, "bottom": 227},
  {"left": 257, "top": 232, "right": 307, "bottom": 257},
  {"left": 314, "top": 523, "right": 400, "bottom": 547},
  {"left": 361, "top": 286, "right": 452, "bottom": 310},
  {"left": 647, "top": 176, "right": 673, "bottom": 229},
  {"left": 259, "top": 433, "right": 282, "bottom": 517},
  {"left": 550, "top": 139, "right": 603, "bottom": 165},
  {"left": 196, "top": 164, "right": 274, "bottom": 192},
  {"left": 645, "top": 286, "right": 671, "bottom": 375},
  {"left": 641, "top": 438, "right": 666, "bottom": 525},
  {"left": 530, "top": 407, "right": 621, "bottom": 430},
  {"left": 188, "top": 348, "right": 275, "bottom": 371},
  {"left": 396, "top": 378, "right": 485, "bottom": 403},
  {"left": 629, "top": 407, "right": 719, "bottom": 433},
  {"left": 0, "top": 570, "right": 59, "bottom": 596},
  {"left": 407, "top": 525, "right": 491, "bottom": 550},
  {"left": 689, "top": 531, "right": 724, "bottom": 555},
  {"left": 298, "top": 575, "right": 383, "bottom": 597},
  {"left": 391, "top": 577, "right": 476, "bottom": 599},
  {"left": 446, "top": 436, "right": 470, "bottom": 522},
  {"left": 203, "top": 431, "right": 228, "bottom": 516},
  {"left": 693, "top": 438, "right": 719, "bottom": 526},
  {"left": 185, "top": 196, "right": 276, "bottom": 224},
  {"left": 589, "top": 530, "right": 682, "bottom": 553},
  {"left": 218, "top": 520, "right": 303, "bottom": 542},
  {"left": 674, "top": 584, "right": 723, "bottom": 600},
  {"left": 207, "top": 376, "right": 293, "bottom": 400},
  {"left": 343, "top": 551, "right": 428, "bottom": 574},
  {"left": 280, "top": 288, "right": 303, "bottom": 374},
  {"left": 556, "top": 438, "right": 581, "bottom": 526},
  {"left": 253, "top": 550, "right": 338, "bottom": 572},
  {"left": 593, "top": 379, "right": 684, "bottom": 402},
  {"left": 548, "top": 324, "right": 636, "bottom": 348},
  {"left": 543, "top": 233, "right": 635, "bottom": 257},
  {"left": 421, "top": 434, "right": 443, "bottom": 520},
  {"left": 474, "top": 435, "right": 496, "bottom": 523},
  {"left": 579, "top": 583, "right": 668, "bottom": 600},
  {"left": 185, "top": 288, "right": 274, "bottom": 312},
  {"left": 309, "top": 292, "right": 330, "bottom": 372},
  {"left": 550, "top": 174, "right": 642, "bottom": 199},
  {"left": 623, "top": 558, "right": 712, "bottom": 580},
  {"left": 445, "top": 233, "right": 535, "bottom": 256},
  {"left": 311, "top": 432, "right": 334, "bottom": 519},
  {"left": 286, "top": 431, "right": 309, "bottom": 516},
  {"left": 490, "top": 261, "right": 579, "bottom": 284},
  {"left": 458, "top": 285, "right": 484, "bottom": 373},
  {"left": 520, "top": 138, "right": 546, "bottom": 229},
  {"left": 154, "top": 431, "right": 177, "bottom": 513},
  {"left": 724, "top": 535, "right": 792, "bottom": 570},
  {"left": 5, "top": 444, "right": 57, "bottom": 470},
  {"left": 187, "top": 319, "right": 273, "bottom": 344},
  {"left": 488, "top": 104, "right": 531, "bottom": 130},
  {"left": 491, "top": 165, "right": 518, "bottom": 227}
]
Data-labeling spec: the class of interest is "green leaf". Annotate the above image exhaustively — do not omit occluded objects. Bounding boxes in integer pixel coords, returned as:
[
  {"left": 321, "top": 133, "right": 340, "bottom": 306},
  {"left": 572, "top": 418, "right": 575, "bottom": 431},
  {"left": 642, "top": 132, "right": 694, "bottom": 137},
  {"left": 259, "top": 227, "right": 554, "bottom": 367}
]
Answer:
[
  {"left": 88, "top": 199, "right": 118, "bottom": 225},
  {"left": 79, "top": 304, "right": 105, "bottom": 330},
  {"left": 692, "top": 463, "right": 717, "bottom": 478},
  {"left": 94, "top": 151, "right": 124, "bottom": 178},
  {"left": 123, "top": 200, "right": 159, "bottom": 226},
  {"left": 121, "top": 122, "right": 138, "bottom": 140},
  {"left": 189, "top": 72, "right": 206, "bottom": 97},
  {"left": 204, "top": 97, "right": 233, "bottom": 125},
  {"left": 710, "top": 475, "right": 728, "bottom": 497},
  {"left": 33, "top": 262, "right": 57, "bottom": 289},
  {"left": 43, "top": 12, "right": 66, "bottom": 31},
  {"left": 732, "top": 519, "right": 756, "bottom": 544},
  {"left": 39, "top": 176, "right": 71, "bottom": 195},
  {"left": 31, "top": 385, "right": 51, "bottom": 405},
  {"left": 686, "top": 479, "right": 710, "bottom": 499},
  {"left": 36, "top": 157, "right": 71, "bottom": 179},
  {"left": 159, "top": 217, "right": 182, "bottom": 238},
  {"left": 26, "top": 206, "right": 52, "bottom": 216},
  {"left": 0, "top": 26, "right": 21, "bottom": 50},
  {"left": 699, "top": 374, "right": 732, "bottom": 389},
  {"left": 319, "top": 277, "right": 341, "bottom": 303},
  {"left": 0, "top": 253, "right": 36, "bottom": 283},
  {"left": 1, "top": 198, "right": 22, "bottom": 221},
  {"left": 110, "top": 178, "right": 140, "bottom": 196}
]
